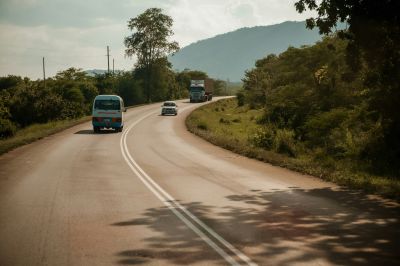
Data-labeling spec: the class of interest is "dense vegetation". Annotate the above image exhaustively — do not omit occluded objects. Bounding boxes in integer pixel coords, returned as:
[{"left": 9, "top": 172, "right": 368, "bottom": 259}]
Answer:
[
  {"left": 185, "top": 1, "right": 399, "bottom": 196},
  {"left": 187, "top": 98, "right": 400, "bottom": 199},
  {"left": 0, "top": 67, "right": 226, "bottom": 139},
  {"left": 229, "top": 0, "right": 400, "bottom": 179},
  {"left": 240, "top": 33, "right": 398, "bottom": 177},
  {"left": 294, "top": 0, "right": 400, "bottom": 174}
]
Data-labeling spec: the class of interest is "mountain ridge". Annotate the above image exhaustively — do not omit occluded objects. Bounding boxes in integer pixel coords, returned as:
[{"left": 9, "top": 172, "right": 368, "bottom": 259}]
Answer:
[{"left": 169, "top": 21, "right": 324, "bottom": 82}]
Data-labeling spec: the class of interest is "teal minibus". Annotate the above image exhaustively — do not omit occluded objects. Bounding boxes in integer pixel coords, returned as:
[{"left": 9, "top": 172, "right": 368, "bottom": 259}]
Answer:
[{"left": 92, "top": 95, "right": 125, "bottom": 133}]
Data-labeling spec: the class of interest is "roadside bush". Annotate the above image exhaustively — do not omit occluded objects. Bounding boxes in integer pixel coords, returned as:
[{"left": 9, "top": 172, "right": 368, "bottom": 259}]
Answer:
[
  {"left": 303, "top": 108, "right": 349, "bottom": 147},
  {"left": 327, "top": 127, "right": 352, "bottom": 158},
  {"left": 197, "top": 121, "right": 208, "bottom": 130},
  {"left": 252, "top": 126, "right": 297, "bottom": 157},
  {"left": 251, "top": 125, "right": 275, "bottom": 149},
  {"left": 0, "top": 119, "right": 17, "bottom": 138},
  {"left": 219, "top": 118, "right": 231, "bottom": 124},
  {"left": 274, "top": 128, "right": 297, "bottom": 157},
  {"left": 312, "top": 147, "right": 337, "bottom": 170},
  {"left": 236, "top": 91, "right": 245, "bottom": 106}
]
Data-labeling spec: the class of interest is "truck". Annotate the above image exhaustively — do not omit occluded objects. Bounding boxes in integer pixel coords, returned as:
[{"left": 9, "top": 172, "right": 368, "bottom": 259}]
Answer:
[{"left": 189, "top": 79, "right": 213, "bottom": 103}]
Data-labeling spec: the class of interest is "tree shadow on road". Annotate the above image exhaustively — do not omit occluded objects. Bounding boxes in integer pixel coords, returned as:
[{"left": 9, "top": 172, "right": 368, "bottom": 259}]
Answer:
[
  {"left": 112, "top": 201, "right": 221, "bottom": 265},
  {"left": 112, "top": 187, "right": 400, "bottom": 265}
]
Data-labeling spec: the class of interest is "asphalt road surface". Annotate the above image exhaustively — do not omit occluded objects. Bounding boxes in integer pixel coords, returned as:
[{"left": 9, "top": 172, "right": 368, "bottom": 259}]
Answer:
[{"left": 0, "top": 99, "right": 399, "bottom": 266}]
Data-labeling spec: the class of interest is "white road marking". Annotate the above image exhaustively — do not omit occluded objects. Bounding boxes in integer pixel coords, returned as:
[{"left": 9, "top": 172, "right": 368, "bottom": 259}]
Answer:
[{"left": 120, "top": 105, "right": 257, "bottom": 266}]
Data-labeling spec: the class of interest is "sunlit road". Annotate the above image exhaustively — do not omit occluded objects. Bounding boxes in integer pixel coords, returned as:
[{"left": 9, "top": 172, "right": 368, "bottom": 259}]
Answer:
[{"left": 0, "top": 98, "right": 399, "bottom": 265}]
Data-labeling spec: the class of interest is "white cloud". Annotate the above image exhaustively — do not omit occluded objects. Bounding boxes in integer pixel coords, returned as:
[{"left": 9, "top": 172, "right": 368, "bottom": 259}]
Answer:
[
  {"left": 166, "top": 0, "right": 241, "bottom": 46},
  {"left": 0, "top": 23, "right": 135, "bottom": 78},
  {"left": 0, "top": 0, "right": 315, "bottom": 78},
  {"left": 163, "top": 0, "right": 315, "bottom": 46}
]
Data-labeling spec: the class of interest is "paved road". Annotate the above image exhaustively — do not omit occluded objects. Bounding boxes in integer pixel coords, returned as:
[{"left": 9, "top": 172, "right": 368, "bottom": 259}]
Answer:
[{"left": 0, "top": 99, "right": 399, "bottom": 266}]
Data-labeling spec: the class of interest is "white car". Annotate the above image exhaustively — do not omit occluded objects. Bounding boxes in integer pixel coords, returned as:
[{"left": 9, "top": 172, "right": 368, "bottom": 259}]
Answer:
[{"left": 161, "top": 101, "right": 178, "bottom": 116}]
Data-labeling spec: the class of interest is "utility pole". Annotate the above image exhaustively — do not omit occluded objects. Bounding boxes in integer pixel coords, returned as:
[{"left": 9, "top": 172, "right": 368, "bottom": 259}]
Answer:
[
  {"left": 42, "top": 57, "right": 46, "bottom": 89},
  {"left": 112, "top": 58, "right": 114, "bottom": 75},
  {"left": 107, "top": 46, "right": 110, "bottom": 74}
]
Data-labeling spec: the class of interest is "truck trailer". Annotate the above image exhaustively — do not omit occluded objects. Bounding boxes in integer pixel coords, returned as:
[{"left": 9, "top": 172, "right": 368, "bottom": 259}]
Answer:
[{"left": 189, "top": 79, "right": 213, "bottom": 103}]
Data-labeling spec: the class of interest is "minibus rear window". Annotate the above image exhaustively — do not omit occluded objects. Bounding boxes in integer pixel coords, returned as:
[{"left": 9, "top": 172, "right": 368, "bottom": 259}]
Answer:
[{"left": 94, "top": 100, "right": 120, "bottom": 110}]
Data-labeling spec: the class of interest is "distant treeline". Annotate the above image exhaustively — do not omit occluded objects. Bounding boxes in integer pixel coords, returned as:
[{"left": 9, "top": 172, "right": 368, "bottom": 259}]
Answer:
[
  {"left": 239, "top": 36, "right": 399, "bottom": 176},
  {"left": 0, "top": 64, "right": 227, "bottom": 139}
]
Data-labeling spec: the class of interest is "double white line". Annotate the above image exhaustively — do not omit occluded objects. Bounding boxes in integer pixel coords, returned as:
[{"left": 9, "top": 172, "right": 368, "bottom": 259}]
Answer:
[{"left": 120, "top": 109, "right": 257, "bottom": 266}]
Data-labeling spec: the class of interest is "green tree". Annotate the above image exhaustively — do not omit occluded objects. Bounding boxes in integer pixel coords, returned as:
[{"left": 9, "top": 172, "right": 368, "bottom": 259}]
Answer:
[
  {"left": 242, "top": 55, "right": 277, "bottom": 109},
  {"left": 0, "top": 86, "right": 16, "bottom": 138},
  {"left": 0, "top": 75, "right": 23, "bottom": 91},
  {"left": 244, "top": 37, "right": 371, "bottom": 161},
  {"left": 124, "top": 8, "right": 179, "bottom": 102},
  {"left": 295, "top": 0, "right": 400, "bottom": 173},
  {"left": 78, "top": 82, "right": 99, "bottom": 112},
  {"left": 175, "top": 69, "right": 208, "bottom": 97},
  {"left": 213, "top": 79, "right": 226, "bottom": 96},
  {"left": 115, "top": 72, "right": 145, "bottom": 106},
  {"left": 94, "top": 73, "right": 115, "bottom": 95},
  {"left": 51, "top": 68, "right": 96, "bottom": 118}
]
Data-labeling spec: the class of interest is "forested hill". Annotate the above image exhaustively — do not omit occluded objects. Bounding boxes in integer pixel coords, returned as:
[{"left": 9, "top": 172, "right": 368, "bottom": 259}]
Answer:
[{"left": 169, "top": 21, "right": 323, "bottom": 82}]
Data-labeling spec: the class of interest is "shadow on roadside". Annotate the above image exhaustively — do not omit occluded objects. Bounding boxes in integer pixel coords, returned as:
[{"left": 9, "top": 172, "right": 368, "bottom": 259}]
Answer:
[
  {"left": 74, "top": 129, "right": 118, "bottom": 135},
  {"left": 111, "top": 187, "right": 400, "bottom": 265}
]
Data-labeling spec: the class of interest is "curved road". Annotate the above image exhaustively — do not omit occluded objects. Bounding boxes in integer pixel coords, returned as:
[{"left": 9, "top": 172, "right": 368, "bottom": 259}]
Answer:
[{"left": 0, "top": 99, "right": 399, "bottom": 265}]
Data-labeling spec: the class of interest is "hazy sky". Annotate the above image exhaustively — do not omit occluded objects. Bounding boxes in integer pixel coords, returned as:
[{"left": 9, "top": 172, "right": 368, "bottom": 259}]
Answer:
[{"left": 0, "top": 0, "right": 314, "bottom": 79}]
